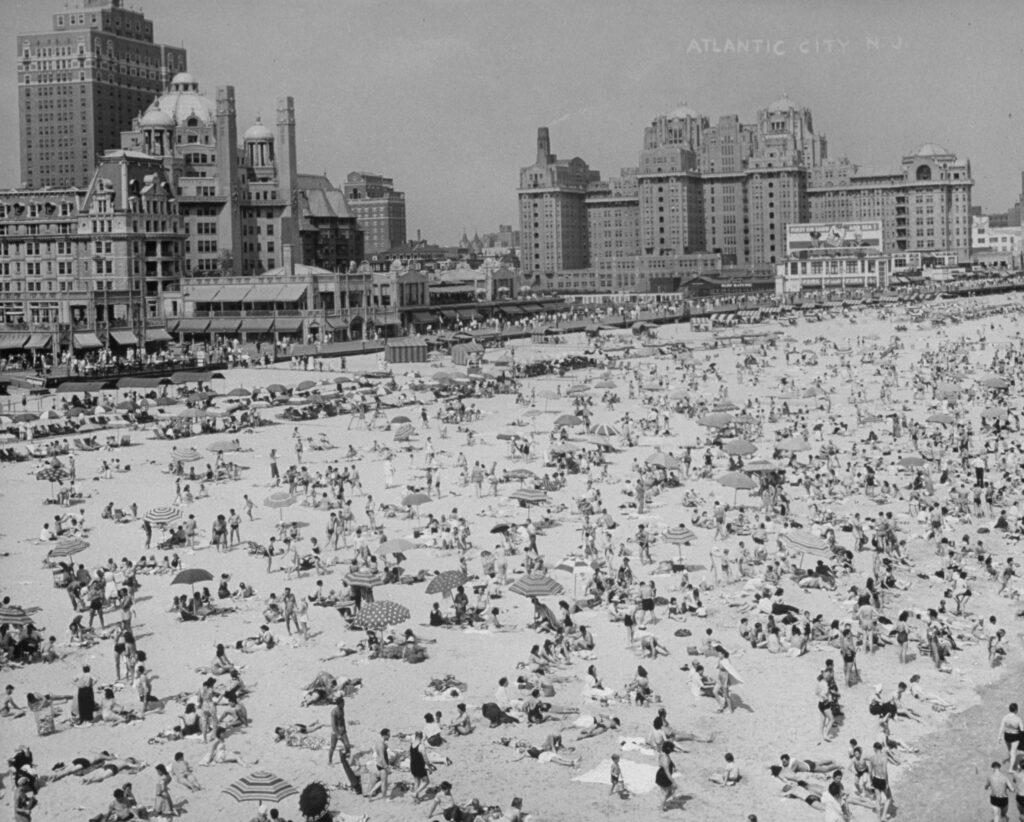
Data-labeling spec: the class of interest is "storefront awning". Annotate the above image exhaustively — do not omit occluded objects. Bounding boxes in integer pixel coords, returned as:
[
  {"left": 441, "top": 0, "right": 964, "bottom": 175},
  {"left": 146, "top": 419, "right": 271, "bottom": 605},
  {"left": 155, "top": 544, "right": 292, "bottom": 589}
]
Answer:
[
  {"left": 185, "top": 285, "right": 223, "bottom": 302},
  {"left": 411, "top": 311, "right": 435, "bottom": 323},
  {"left": 456, "top": 308, "right": 480, "bottom": 321},
  {"left": 73, "top": 332, "right": 103, "bottom": 349},
  {"left": 211, "top": 285, "right": 252, "bottom": 302},
  {"left": 110, "top": 329, "right": 139, "bottom": 345},
  {"left": 437, "top": 309, "right": 458, "bottom": 320},
  {"left": 244, "top": 285, "right": 281, "bottom": 302},
  {"left": 25, "top": 333, "right": 53, "bottom": 349},
  {"left": 173, "top": 318, "right": 210, "bottom": 333},
  {"left": 498, "top": 305, "right": 525, "bottom": 316},
  {"left": 208, "top": 317, "right": 241, "bottom": 333},
  {"left": 0, "top": 334, "right": 28, "bottom": 350},
  {"left": 274, "top": 284, "right": 307, "bottom": 303},
  {"left": 240, "top": 317, "right": 274, "bottom": 332},
  {"left": 325, "top": 316, "right": 349, "bottom": 331},
  {"left": 274, "top": 317, "right": 303, "bottom": 333},
  {"left": 145, "top": 328, "right": 173, "bottom": 343}
]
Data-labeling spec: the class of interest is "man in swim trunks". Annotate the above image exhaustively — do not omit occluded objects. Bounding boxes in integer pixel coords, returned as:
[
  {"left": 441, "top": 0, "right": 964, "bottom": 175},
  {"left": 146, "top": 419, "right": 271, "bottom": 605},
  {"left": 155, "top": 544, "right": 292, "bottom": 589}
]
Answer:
[
  {"left": 779, "top": 753, "right": 842, "bottom": 776},
  {"left": 986, "top": 761, "right": 1012, "bottom": 822},
  {"left": 868, "top": 742, "right": 893, "bottom": 820},
  {"left": 999, "top": 703, "right": 1024, "bottom": 769}
]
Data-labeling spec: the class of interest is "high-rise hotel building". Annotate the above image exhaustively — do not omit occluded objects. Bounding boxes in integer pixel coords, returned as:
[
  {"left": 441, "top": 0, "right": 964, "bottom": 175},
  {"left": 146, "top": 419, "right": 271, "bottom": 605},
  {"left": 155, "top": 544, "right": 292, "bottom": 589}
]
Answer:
[{"left": 17, "top": 0, "right": 187, "bottom": 189}]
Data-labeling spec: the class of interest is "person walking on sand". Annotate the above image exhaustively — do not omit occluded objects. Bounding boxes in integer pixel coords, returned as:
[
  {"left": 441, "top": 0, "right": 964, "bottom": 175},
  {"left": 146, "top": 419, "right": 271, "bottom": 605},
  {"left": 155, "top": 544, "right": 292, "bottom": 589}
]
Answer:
[
  {"left": 367, "top": 728, "right": 392, "bottom": 801},
  {"left": 986, "top": 761, "right": 1012, "bottom": 822},
  {"left": 655, "top": 741, "right": 677, "bottom": 811},
  {"left": 999, "top": 704, "right": 1024, "bottom": 768},
  {"left": 269, "top": 448, "right": 280, "bottom": 486},
  {"left": 868, "top": 741, "right": 893, "bottom": 821}
]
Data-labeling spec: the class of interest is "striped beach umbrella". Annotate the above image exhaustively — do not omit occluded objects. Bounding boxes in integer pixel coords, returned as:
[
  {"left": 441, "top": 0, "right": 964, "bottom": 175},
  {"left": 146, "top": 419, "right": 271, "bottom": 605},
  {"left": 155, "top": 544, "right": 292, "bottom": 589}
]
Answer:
[
  {"left": 504, "top": 468, "right": 537, "bottom": 482},
  {"left": 394, "top": 424, "right": 416, "bottom": 441},
  {"left": 49, "top": 535, "right": 89, "bottom": 558},
  {"left": 0, "top": 605, "right": 34, "bottom": 627},
  {"left": 509, "top": 573, "right": 564, "bottom": 598},
  {"left": 171, "top": 446, "right": 202, "bottom": 462},
  {"left": 508, "top": 488, "right": 548, "bottom": 506},
  {"left": 352, "top": 600, "right": 410, "bottom": 631},
  {"left": 565, "top": 385, "right": 590, "bottom": 395},
  {"left": 779, "top": 531, "right": 831, "bottom": 560},
  {"left": 145, "top": 505, "right": 182, "bottom": 525},
  {"left": 223, "top": 771, "right": 298, "bottom": 804},
  {"left": 344, "top": 569, "right": 386, "bottom": 589},
  {"left": 662, "top": 526, "right": 696, "bottom": 545},
  {"left": 425, "top": 569, "right": 468, "bottom": 596},
  {"left": 589, "top": 423, "right": 620, "bottom": 437}
]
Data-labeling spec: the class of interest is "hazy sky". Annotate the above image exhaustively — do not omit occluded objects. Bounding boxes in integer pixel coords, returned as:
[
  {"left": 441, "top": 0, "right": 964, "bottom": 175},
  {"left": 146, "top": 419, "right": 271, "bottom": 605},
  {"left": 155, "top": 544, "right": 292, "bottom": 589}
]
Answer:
[{"left": 3, "top": 0, "right": 1023, "bottom": 244}]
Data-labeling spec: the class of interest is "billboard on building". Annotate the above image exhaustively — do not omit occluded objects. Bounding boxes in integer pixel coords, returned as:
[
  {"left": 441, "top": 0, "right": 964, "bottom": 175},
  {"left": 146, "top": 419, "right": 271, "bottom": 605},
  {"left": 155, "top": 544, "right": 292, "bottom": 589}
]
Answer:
[{"left": 786, "top": 221, "right": 883, "bottom": 256}]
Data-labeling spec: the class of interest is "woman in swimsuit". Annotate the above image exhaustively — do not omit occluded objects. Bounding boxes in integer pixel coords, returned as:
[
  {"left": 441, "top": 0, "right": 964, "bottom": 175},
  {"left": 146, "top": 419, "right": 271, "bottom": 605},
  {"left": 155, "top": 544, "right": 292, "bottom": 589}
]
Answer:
[
  {"left": 408, "top": 730, "right": 431, "bottom": 802},
  {"left": 656, "top": 741, "right": 677, "bottom": 811}
]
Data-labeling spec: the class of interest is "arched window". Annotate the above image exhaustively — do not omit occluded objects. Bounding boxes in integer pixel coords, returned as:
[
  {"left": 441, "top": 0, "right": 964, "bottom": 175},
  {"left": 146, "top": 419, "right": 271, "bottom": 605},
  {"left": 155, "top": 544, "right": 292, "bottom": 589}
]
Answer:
[{"left": 916, "top": 165, "right": 931, "bottom": 181}]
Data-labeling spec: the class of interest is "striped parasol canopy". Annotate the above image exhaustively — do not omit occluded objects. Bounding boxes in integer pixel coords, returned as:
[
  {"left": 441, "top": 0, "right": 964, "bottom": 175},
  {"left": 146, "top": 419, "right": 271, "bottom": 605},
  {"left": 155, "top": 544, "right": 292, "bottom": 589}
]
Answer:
[
  {"left": 504, "top": 468, "right": 537, "bottom": 482},
  {"left": 925, "top": 412, "right": 954, "bottom": 425},
  {"left": 265, "top": 491, "right": 297, "bottom": 521},
  {"left": 779, "top": 531, "right": 831, "bottom": 558},
  {"left": 425, "top": 569, "right": 468, "bottom": 596},
  {"left": 344, "top": 569, "right": 386, "bottom": 588},
  {"left": 898, "top": 455, "right": 927, "bottom": 469},
  {"left": 352, "top": 600, "right": 411, "bottom": 631},
  {"left": 508, "top": 488, "right": 548, "bottom": 505},
  {"left": 145, "top": 505, "right": 182, "bottom": 525},
  {"left": 171, "top": 446, "right": 202, "bottom": 462},
  {"left": 48, "top": 535, "right": 89, "bottom": 558},
  {"left": 394, "top": 424, "right": 416, "bottom": 441},
  {"left": 661, "top": 525, "right": 697, "bottom": 545},
  {"left": 509, "top": 573, "right": 564, "bottom": 598},
  {"left": 0, "top": 605, "right": 34, "bottom": 627},
  {"left": 565, "top": 385, "right": 590, "bottom": 395},
  {"left": 208, "top": 439, "right": 242, "bottom": 452},
  {"left": 589, "top": 423, "right": 620, "bottom": 437},
  {"left": 223, "top": 771, "right": 298, "bottom": 804}
]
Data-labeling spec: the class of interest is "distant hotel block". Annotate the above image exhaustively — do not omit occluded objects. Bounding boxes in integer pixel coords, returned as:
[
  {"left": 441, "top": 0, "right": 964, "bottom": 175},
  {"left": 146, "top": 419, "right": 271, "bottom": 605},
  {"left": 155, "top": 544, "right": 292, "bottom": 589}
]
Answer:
[
  {"left": 519, "top": 98, "right": 973, "bottom": 293},
  {"left": 18, "top": 0, "right": 187, "bottom": 189},
  {"left": 344, "top": 173, "right": 407, "bottom": 256}
]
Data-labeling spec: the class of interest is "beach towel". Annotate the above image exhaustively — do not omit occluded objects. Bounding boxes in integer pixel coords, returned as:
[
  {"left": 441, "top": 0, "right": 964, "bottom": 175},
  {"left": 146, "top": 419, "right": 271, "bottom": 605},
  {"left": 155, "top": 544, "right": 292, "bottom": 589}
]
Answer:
[{"left": 574, "top": 757, "right": 657, "bottom": 794}]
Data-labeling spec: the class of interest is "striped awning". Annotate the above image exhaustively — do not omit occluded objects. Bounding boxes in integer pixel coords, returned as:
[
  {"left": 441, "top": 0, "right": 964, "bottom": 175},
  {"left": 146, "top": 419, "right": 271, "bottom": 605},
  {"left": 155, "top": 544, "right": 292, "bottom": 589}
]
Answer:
[
  {"left": 240, "top": 317, "right": 274, "bottom": 332},
  {"left": 172, "top": 318, "right": 210, "bottom": 333},
  {"left": 208, "top": 317, "right": 241, "bottom": 333},
  {"left": 274, "top": 317, "right": 303, "bottom": 333},
  {"left": 145, "top": 328, "right": 173, "bottom": 343},
  {"left": 110, "top": 329, "right": 139, "bottom": 345},
  {"left": 0, "top": 334, "right": 28, "bottom": 350},
  {"left": 73, "top": 332, "right": 103, "bottom": 349},
  {"left": 25, "top": 333, "right": 52, "bottom": 349},
  {"left": 186, "top": 285, "right": 223, "bottom": 302}
]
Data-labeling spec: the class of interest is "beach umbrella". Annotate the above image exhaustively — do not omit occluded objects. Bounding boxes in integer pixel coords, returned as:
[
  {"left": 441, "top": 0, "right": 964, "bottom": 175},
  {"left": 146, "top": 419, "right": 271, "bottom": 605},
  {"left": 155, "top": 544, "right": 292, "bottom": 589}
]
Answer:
[
  {"left": 490, "top": 523, "right": 513, "bottom": 534},
  {"left": 144, "top": 505, "right": 182, "bottom": 525},
  {"left": 565, "top": 385, "right": 590, "bottom": 395},
  {"left": 717, "top": 471, "right": 758, "bottom": 503},
  {"left": 12, "top": 412, "right": 38, "bottom": 422},
  {"left": 522, "top": 410, "right": 544, "bottom": 419},
  {"left": 153, "top": 396, "right": 177, "bottom": 407},
  {"left": 925, "top": 413, "right": 955, "bottom": 425},
  {"left": 744, "top": 459, "right": 781, "bottom": 473},
  {"left": 208, "top": 439, "right": 241, "bottom": 453},
  {"left": 226, "top": 387, "right": 251, "bottom": 398},
  {"left": 223, "top": 771, "right": 298, "bottom": 805},
  {"left": 662, "top": 525, "right": 697, "bottom": 545},
  {"left": 982, "top": 406, "right": 1008, "bottom": 420},
  {"left": 550, "top": 442, "right": 583, "bottom": 453},
  {"left": 296, "top": 380, "right": 317, "bottom": 392},
  {"left": 589, "top": 423, "right": 620, "bottom": 437},
  {"left": 425, "top": 569, "right": 468, "bottom": 596},
  {"left": 509, "top": 573, "right": 564, "bottom": 598},
  {"left": 266, "top": 384, "right": 287, "bottom": 394},
  {"left": 508, "top": 488, "right": 548, "bottom": 506},
  {"left": 721, "top": 438, "right": 757, "bottom": 457},
  {"left": 402, "top": 492, "right": 432, "bottom": 509},
  {"left": 935, "top": 381, "right": 960, "bottom": 398},
  {"left": 779, "top": 531, "right": 830, "bottom": 560},
  {"left": 352, "top": 600, "right": 411, "bottom": 631},
  {"left": 36, "top": 464, "right": 69, "bottom": 492},
  {"left": 0, "top": 605, "right": 33, "bottom": 627},
  {"left": 344, "top": 569, "right": 386, "bottom": 589},
  {"left": 379, "top": 537, "right": 418, "bottom": 553},
  {"left": 49, "top": 535, "right": 89, "bottom": 558},
  {"left": 712, "top": 399, "right": 739, "bottom": 412},
  {"left": 980, "top": 375, "right": 1010, "bottom": 389},
  {"left": 553, "top": 414, "right": 585, "bottom": 428},
  {"left": 775, "top": 436, "right": 810, "bottom": 453},
  {"left": 505, "top": 468, "right": 537, "bottom": 483},
  {"left": 898, "top": 455, "right": 927, "bottom": 469},
  {"left": 697, "top": 412, "right": 734, "bottom": 429},
  {"left": 391, "top": 415, "right": 412, "bottom": 424},
  {"left": 177, "top": 408, "right": 208, "bottom": 420},
  {"left": 645, "top": 451, "right": 681, "bottom": 470},
  {"left": 394, "top": 424, "right": 416, "bottom": 441},
  {"left": 668, "top": 388, "right": 690, "bottom": 401},
  {"left": 593, "top": 380, "right": 616, "bottom": 389},
  {"left": 171, "top": 568, "right": 215, "bottom": 589},
  {"left": 264, "top": 491, "right": 297, "bottom": 521},
  {"left": 171, "top": 446, "right": 202, "bottom": 462}
]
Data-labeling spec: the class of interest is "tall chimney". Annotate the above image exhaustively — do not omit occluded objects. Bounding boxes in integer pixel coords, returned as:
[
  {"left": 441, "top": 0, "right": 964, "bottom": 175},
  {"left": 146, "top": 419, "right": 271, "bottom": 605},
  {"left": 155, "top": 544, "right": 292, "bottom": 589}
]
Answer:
[
  {"left": 283, "top": 243, "right": 295, "bottom": 277},
  {"left": 536, "top": 127, "right": 551, "bottom": 165}
]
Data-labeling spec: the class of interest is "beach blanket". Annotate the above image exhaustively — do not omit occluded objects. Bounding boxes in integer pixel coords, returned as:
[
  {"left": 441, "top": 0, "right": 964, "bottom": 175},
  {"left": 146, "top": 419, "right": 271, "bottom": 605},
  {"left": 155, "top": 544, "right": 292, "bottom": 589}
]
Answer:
[{"left": 574, "top": 758, "right": 657, "bottom": 794}]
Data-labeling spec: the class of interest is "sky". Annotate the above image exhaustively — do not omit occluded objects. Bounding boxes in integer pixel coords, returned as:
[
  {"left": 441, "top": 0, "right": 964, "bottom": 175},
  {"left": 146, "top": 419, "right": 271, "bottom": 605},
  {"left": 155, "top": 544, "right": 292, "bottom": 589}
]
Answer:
[{"left": 2, "top": 0, "right": 1024, "bottom": 245}]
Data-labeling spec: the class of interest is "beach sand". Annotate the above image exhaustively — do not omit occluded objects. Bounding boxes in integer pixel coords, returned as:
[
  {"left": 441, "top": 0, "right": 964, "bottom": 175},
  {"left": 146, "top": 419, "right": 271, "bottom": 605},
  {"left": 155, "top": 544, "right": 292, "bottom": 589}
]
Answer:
[{"left": 2, "top": 293, "right": 1023, "bottom": 822}]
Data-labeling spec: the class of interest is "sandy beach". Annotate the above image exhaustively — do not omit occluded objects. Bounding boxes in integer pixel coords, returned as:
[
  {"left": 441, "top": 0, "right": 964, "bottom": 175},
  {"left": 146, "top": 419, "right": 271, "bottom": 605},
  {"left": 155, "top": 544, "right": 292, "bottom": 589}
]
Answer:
[{"left": 3, "top": 293, "right": 1024, "bottom": 822}]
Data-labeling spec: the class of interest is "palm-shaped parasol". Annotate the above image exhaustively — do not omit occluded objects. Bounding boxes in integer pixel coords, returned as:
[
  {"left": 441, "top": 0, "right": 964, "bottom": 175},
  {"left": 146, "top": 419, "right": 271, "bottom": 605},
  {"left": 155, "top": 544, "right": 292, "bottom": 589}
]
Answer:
[
  {"left": 223, "top": 771, "right": 298, "bottom": 804},
  {"left": 352, "top": 600, "right": 411, "bottom": 631}
]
